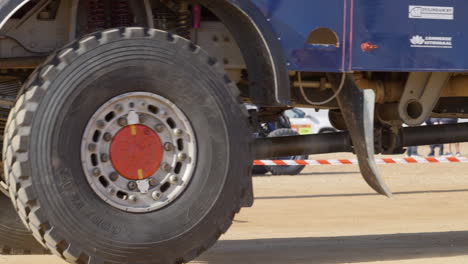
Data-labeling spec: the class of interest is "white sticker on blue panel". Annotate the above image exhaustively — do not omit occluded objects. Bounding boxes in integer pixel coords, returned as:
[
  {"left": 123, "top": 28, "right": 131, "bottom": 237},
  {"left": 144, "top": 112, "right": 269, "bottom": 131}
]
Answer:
[{"left": 409, "top": 6, "right": 454, "bottom": 20}]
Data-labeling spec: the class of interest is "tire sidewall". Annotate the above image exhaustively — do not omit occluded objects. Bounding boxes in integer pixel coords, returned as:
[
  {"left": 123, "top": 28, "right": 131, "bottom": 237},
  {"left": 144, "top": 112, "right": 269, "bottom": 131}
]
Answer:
[{"left": 24, "top": 35, "right": 250, "bottom": 260}]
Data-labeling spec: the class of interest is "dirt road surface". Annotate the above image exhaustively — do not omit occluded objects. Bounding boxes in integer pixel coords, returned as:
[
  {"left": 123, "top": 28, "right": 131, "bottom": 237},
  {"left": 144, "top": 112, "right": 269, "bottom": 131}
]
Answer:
[{"left": 2, "top": 147, "right": 468, "bottom": 264}]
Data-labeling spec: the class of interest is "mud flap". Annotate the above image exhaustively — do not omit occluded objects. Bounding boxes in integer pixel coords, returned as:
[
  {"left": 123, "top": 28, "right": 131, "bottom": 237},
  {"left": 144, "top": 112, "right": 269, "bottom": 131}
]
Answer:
[{"left": 334, "top": 74, "right": 392, "bottom": 197}]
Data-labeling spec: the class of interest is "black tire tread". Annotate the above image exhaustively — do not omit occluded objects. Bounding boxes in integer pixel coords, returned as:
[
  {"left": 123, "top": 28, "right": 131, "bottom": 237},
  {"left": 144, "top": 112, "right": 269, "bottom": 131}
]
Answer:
[
  {"left": 0, "top": 194, "right": 49, "bottom": 255},
  {"left": 4, "top": 27, "right": 251, "bottom": 263}
]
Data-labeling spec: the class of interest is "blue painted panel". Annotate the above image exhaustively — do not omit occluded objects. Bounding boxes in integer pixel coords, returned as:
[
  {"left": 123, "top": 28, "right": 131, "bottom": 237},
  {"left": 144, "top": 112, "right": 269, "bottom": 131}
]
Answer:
[
  {"left": 351, "top": 0, "right": 466, "bottom": 71},
  {"left": 249, "top": 0, "right": 468, "bottom": 72},
  {"left": 351, "top": 0, "right": 468, "bottom": 71},
  {"left": 250, "top": 0, "right": 347, "bottom": 72}
]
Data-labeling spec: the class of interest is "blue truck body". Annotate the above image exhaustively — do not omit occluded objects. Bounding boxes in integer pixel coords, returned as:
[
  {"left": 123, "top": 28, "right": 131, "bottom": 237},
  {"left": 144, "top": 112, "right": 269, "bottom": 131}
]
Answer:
[{"left": 252, "top": 0, "right": 464, "bottom": 72}]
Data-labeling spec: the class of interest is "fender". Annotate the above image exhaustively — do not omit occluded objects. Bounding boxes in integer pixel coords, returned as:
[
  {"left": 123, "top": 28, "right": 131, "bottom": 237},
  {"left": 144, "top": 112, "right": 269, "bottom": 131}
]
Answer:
[
  {"left": 0, "top": 0, "right": 28, "bottom": 30},
  {"left": 0, "top": 0, "right": 291, "bottom": 106},
  {"left": 198, "top": 0, "right": 290, "bottom": 106}
]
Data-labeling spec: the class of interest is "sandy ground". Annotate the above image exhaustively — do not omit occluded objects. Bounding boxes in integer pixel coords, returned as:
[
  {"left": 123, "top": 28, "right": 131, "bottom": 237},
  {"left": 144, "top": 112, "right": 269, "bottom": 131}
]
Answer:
[{"left": 2, "top": 145, "right": 468, "bottom": 264}]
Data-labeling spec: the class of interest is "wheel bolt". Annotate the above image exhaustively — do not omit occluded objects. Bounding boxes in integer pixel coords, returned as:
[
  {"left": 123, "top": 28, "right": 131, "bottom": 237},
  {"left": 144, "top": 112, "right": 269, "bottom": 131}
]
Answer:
[
  {"left": 162, "top": 163, "right": 171, "bottom": 172},
  {"left": 155, "top": 124, "right": 165, "bottom": 133},
  {"left": 164, "top": 142, "right": 173, "bottom": 151},
  {"left": 169, "top": 175, "right": 179, "bottom": 184},
  {"left": 88, "top": 143, "right": 97, "bottom": 152},
  {"left": 118, "top": 117, "right": 128, "bottom": 127},
  {"left": 152, "top": 191, "right": 162, "bottom": 200},
  {"left": 178, "top": 153, "right": 188, "bottom": 161},
  {"left": 114, "top": 104, "right": 123, "bottom": 112},
  {"left": 109, "top": 172, "right": 119, "bottom": 181},
  {"left": 96, "top": 120, "right": 105, "bottom": 129},
  {"left": 139, "top": 114, "right": 147, "bottom": 123},
  {"left": 149, "top": 177, "right": 158, "bottom": 186},
  {"left": 128, "top": 195, "right": 137, "bottom": 202},
  {"left": 101, "top": 153, "right": 109, "bottom": 162},
  {"left": 128, "top": 181, "right": 137, "bottom": 190},
  {"left": 108, "top": 188, "right": 116, "bottom": 194},
  {"left": 103, "top": 133, "right": 112, "bottom": 142},
  {"left": 92, "top": 168, "right": 101, "bottom": 177},
  {"left": 174, "top": 129, "right": 183, "bottom": 137}
]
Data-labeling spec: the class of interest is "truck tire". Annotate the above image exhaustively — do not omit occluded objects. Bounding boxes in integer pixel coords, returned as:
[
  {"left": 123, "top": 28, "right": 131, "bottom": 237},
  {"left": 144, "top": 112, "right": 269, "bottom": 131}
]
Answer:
[
  {"left": 266, "top": 128, "right": 307, "bottom": 175},
  {"left": 0, "top": 194, "right": 48, "bottom": 255},
  {"left": 4, "top": 28, "right": 251, "bottom": 264}
]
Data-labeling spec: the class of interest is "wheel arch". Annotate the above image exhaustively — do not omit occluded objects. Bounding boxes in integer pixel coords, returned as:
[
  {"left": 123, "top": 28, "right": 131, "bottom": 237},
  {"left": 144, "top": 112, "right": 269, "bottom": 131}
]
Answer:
[
  {"left": 198, "top": 0, "right": 291, "bottom": 106},
  {"left": 0, "top": 0, "right": 29, "bottom": 29},
  {"left": 0, "top": 0, "right": 291, "bottom": 106}
]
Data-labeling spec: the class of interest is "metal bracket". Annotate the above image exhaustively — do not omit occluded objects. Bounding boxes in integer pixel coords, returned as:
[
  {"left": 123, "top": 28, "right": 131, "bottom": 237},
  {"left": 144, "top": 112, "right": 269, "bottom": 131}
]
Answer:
[
  {"left": 334, "top": 74, "right": 392, "bottom": 197},
  {"left": 398, "top": 72, "right": 451, "bottom": 126}
]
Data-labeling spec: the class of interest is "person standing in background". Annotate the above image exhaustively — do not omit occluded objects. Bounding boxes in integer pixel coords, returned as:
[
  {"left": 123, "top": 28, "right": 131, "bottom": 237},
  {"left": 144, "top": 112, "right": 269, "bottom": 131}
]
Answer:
[
  {"left": 426, "top": 118, "right": 444, "bottom": 156},
  {"left": 441, "top": 118, "right": 461, "bottom": 157}
]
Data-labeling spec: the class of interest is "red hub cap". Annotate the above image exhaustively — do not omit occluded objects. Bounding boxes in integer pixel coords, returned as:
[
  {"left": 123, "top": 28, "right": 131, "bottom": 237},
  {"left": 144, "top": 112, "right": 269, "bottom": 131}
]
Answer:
[{"left": 110, "top": 124, "right": 163, "bottom": 180}]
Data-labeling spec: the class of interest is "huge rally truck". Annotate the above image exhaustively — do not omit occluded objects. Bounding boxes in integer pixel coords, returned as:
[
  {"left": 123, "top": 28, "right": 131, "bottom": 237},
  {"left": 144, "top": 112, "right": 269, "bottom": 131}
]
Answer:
[{"left": 1, "top": 0, "right": 468, "bottom": 263}]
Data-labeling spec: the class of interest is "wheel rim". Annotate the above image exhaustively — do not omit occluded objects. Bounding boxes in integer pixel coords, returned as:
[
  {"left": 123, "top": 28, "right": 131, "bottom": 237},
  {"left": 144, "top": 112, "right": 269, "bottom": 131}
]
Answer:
[{"left": 81, "top": 92, "right": 197, "bottom": 213}]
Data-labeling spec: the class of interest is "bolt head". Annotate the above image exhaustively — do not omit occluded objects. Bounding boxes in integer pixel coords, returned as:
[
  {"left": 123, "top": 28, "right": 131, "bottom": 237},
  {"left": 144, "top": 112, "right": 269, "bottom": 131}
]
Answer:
[
  {"left": 177, "top": 153, "right": 188, "bottom": 161},
  {"left": 149, "top": 177, "right": 158, "bottom": 186},
  {"left": 139, "top": 114, "right": 147, "bottom": 123},
  {"left": 118, "top": 117, "right": 128, "bottom": 127},
  {"left": 101, "top": 153, "right": 109, "bottom": 162},
  {"left": 152, "top": 191, "right": 162, "bottom": 200},
  {"left": 109, "top": 172, "right": 119, "bottom": 181},
  {"left": 155, "top": 124, "right": 165, "bottom": 133},
  {"left": 88, "top": 143, "right": 97, "bottom": 152},
  {"left": 169, "top": 175, "right": 179, "bottom": 184},
  {"left": 108, "top": 188, "right": 116, "bottom": 194},
  {"left": 128, "top": 181, "right": 137, "bottom": 190},
  {"left": 114, "top": 104, "right": 124, "bottom": 112},
  {"left": 96, "top": 120, "right": 105, "bottom": 129},
  {"left": 92, "top": 168, "right": 101, "bottom": 177},
  {"left": 164, "top": 142, "right": 173, "bottom": 151},
  {"left": 174, "top": 129, "right": 183, "bottom": 136},
  {"left": 128, "top": 195, "right": 137, "bottom": 202},
  {"left": 162, "top": 163, "right": 171, "bottom": 172},
  {"left": 103, "top": 133, "right": 112, "bottom": 142}
]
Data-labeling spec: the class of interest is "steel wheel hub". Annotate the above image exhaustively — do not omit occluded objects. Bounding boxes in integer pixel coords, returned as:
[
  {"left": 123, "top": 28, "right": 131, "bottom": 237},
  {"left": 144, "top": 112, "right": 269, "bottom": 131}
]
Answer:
[{"left": 81, "top": 92, "right": 197, "bottom": 213}]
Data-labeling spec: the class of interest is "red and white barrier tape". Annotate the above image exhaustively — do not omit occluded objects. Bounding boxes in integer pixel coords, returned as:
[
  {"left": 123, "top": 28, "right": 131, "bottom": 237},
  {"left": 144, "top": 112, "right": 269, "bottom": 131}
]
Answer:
[{"left": 254, "top": 157, "right": 468, "bottom": 166}]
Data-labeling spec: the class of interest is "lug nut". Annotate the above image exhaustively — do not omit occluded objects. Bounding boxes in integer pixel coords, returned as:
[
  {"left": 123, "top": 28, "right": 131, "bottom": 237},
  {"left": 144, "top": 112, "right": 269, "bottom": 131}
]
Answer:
[
  {"left": 128, "top": 181, "right": 137, "bottom": 190},
  {"left": 103, "top": 133, "right": 112, "bottom": 142},
  {"left": 88, "top": 143, "right": 97, "bottom": 152},
  {"left": 149, "top": 177, "right": 158, "bottom": 186},
  {"left": 139, "top": 114, "right": 147, "bottom": 123},
  {"left": 128, "top": 195, "right": 137, "bottom": 202},
  {"left": 178, "top": 153, "right": 188, "bottom": 161},
  {"left": 162, "top": 163, "right": 171, "bottom": 172},
  {"left": 118, "top": 117, "right": 128, "bottom": 127},
  {"left": 109, "top": 172, "right": 119, "bottom": 181},
  {"left": 96, "top": 120, "right": 105, "bottom": 129},
  {"left": 101, "top": 153, "right": 109, "bottom": 162},
  {"left": 92, "top": 168, "right": 101, "bottom": 177},
  {"left": 108, "top": 188, "right": 116, "bottom": 194},
  {"left": 155, "top": 124, "right": 165, "bottom": 133},
  {"left": 169, "top": 175, "right": 179, "bottom": 184},
  {"left": 114, "top": 104, "right": 123, "bottom": 112},
  {"left": 174, "top": 129, "right": 183, "bottom": 137},
  {"left": 152, "top": 191, "right": 162, "bottom": 200},
  {"left": 164, "top": 142, "right": 173, "bottom": 151}
]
